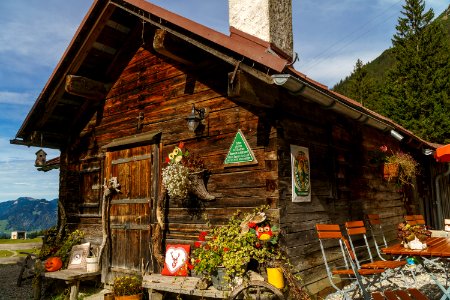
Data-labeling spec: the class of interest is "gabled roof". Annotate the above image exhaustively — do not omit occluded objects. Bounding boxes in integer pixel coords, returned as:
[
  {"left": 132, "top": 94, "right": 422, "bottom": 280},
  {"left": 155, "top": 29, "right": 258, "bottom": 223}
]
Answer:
[{"left": 10, "top": 0, "right": 437, "bottom": 152}]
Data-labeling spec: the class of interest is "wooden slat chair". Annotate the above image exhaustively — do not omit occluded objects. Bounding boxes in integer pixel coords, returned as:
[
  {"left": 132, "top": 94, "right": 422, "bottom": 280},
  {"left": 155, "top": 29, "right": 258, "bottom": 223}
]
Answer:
[
  {"left": 344, "top": 221, "right": 409, "bottom": 285},
  {"left": 365, "top": 214, "right": 390, "bottom": 261},
  {"left": 445, "top": 219, "right": 450, "bottom": 237},
  {"left": 316, "top": 224, "right": 385, "bottom": 300},
  {"left": 404, "top": 215, "right": 417, "bottom": 226},
  {"left": 412, "top": 215, "right": 426, "bottom": 226},
  {"left": 371, "top": 288, "right": 429, "bottom": 300}
]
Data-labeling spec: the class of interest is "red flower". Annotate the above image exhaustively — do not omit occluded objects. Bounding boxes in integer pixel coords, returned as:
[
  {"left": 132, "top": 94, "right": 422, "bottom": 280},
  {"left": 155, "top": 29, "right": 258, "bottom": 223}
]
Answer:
[
  {"left": 223, "top": 247, "right": 229, "bottom": 252},
  {"left": 187, "top": 261, "right": 194, "bottom": 270},
  {"left": 248, "top": 222, "right": 256, "bottom": 228},
  {"left": 379, "top": 145, "right": 388, "bottom": 152},
  {"left": 165, "top": 157, "right": 170, "bottom": 163},
  {"left": 178, "top": 141, "right": 185, "bottom": 149},
  {"left": 194, "top": 241, "right": 203, "bottom": 248},
  {"left": 198, "top": 231, "right": 208, "bottom": 241},
  {"left": 255, "top": 242, "right": 261, "bottom": 248}
]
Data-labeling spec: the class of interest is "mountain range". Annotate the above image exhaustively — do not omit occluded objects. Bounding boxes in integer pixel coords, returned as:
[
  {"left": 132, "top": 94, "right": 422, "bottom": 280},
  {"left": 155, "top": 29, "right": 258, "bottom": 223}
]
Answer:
[{"left": 0, "top": 197, "right": 58, "bottom": 235}]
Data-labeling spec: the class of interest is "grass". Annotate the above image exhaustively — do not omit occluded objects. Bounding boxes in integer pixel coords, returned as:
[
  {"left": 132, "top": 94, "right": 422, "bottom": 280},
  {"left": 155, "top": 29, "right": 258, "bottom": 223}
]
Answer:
[
  {"left": 17, "top": 248, "right": 40, "bottom": 256},
  {"left": 0, "top": 237, "right": 42, "bottom": 244},
  {"left": 0, "top": 250, "right": 14, "bottom": 257}
]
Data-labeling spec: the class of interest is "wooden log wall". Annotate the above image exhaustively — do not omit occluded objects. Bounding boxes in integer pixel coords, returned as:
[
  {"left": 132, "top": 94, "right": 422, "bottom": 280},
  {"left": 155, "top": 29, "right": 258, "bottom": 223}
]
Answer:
[
  {"left": 59, "top": 43, "right": 429, "bottom": 294},
  {"left": 275, "top": 93, "right": 427, "bottom": 295},
  {"left": 61, "top": 45, "right": 280, "bottom": 272}
]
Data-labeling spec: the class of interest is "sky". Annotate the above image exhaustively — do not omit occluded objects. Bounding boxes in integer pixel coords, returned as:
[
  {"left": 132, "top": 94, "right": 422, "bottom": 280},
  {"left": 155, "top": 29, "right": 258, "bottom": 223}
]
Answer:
[{"left": 0, "top": 0, "right": 448, "bottom": 202}]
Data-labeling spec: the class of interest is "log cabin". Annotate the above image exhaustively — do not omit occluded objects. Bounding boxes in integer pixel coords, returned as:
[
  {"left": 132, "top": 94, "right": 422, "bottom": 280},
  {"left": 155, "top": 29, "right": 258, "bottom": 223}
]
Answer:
[{"left": 10, "top": 0, "right": 447, "bottom": 296}]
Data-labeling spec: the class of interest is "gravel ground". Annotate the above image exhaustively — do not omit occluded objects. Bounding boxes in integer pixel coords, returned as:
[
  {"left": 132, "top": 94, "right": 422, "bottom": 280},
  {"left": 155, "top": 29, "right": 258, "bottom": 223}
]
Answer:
[
  {"left": 324, "top": 265, "right": 449, "bottom": 300},
  {"left": 0, "top": 263, "right": 34, "bottom": 300},
  {"left": 0, "top": 260, "right": 108, "bottom": 300}
]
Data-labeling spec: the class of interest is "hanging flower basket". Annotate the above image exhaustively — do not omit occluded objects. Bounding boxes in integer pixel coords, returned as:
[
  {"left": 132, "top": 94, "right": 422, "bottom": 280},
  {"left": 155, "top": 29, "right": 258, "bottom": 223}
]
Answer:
[{"left": 383, "top": 162, "right": 399, "bottom": 180}]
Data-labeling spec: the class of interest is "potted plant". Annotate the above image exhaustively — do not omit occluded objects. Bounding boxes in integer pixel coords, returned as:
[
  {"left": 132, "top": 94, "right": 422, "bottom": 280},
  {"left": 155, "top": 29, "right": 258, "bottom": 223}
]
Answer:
[
  {"left": 385, "top": 151, "right": 419, "bottom": 186},
  {"left": 112, "top": 275, "right": 143, "bottom": 300},
  {"left": 162, "top": 142, "right": 215, "bottom": 201},
  {"left": 397, "top": 222, "right": 431, "bottom": 250},
  {"left": 162, "top": 143, "right": 191, "bottom": 200},
  {"left": 192, "top": 206, "right": 280, "bottom": 290},
  {"left": 369, "top": 145, "right": 419, "bottom": 186}
]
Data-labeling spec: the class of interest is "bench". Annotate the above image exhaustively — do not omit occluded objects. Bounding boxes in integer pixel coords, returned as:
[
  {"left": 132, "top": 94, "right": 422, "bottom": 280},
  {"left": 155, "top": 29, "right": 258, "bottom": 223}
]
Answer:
[
  {"left": 43, "top": 269, "right": 101, "bottom": 300},
  {"left": 143, "top": 274, "right": 228, "bottom": 299},
  {"left": 372, "top": 288, "right": 429, "bottom": 300}
]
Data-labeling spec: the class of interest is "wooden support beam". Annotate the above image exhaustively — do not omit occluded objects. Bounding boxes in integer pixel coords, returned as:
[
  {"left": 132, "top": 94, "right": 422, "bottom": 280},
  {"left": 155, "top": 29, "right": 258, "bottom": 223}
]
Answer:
[
  {"left": 227, "top": 70, "right": 279, "bottom": 108},
  {"left": 153, "top": 29, "right": 193, "bottom": 65},
  {"left": 65, "top": 75, "right": 108, "bottom": 99}
]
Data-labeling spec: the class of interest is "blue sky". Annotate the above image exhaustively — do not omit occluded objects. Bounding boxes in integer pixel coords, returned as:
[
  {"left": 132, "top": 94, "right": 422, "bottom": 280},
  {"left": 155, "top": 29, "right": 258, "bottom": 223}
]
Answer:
[{"left": 0, "top": 0, "right": 448, "bottom": 202}]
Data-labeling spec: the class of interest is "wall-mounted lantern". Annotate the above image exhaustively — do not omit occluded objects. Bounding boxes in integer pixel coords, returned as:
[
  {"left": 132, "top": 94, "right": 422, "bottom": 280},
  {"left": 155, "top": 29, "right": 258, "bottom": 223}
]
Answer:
[
  {"left": 185, "top": 104, "right": 205, "bottom": 132},
  {"left": 35, "top": 149, "right": 47, "bottom": 167}
]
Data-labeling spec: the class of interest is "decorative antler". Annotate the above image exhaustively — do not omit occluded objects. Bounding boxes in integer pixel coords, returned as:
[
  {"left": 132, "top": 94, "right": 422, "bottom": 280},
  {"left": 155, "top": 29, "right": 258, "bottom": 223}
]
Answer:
[{"left": 171, "top": 252, "right": 180, "bottom": 268}]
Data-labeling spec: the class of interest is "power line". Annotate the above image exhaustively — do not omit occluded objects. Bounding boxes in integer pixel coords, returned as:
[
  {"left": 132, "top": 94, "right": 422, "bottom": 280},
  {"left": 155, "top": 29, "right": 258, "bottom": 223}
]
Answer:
[{"left": 299, "top": 0, "right": 403, "bottom": 72}]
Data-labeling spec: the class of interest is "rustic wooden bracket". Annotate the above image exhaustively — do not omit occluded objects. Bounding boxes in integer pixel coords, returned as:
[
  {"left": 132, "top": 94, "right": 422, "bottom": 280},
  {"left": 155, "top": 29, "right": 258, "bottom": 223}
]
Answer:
[
  {"left": 153, "top": 29, "right": 193, "bottom": 65},
  {"left": 227, "top": 70, "right": 278, "bottom": 108},
  {"left": 65, "top": 75, "right": 109, "bottom": 99}
]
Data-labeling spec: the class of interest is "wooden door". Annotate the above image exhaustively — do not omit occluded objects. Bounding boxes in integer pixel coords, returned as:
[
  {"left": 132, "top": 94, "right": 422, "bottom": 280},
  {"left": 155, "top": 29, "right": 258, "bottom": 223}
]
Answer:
[{"left": 105, "top": 145, "right": 153, "bottom": 273}]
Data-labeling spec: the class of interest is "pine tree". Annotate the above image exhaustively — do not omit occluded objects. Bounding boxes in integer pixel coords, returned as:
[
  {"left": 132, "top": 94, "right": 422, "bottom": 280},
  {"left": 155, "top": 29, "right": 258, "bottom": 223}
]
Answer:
[
  {"left": 383, "top": 0, "right": 450, "bottom": 143},
  {"left": 351, "top": 59, "right": 367, "bottom": 105}
]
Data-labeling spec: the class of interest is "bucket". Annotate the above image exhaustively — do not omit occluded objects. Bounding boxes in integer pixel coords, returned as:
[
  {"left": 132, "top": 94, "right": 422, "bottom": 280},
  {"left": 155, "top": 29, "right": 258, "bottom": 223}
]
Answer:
[
  {"left": 267, "top": 267, "right": 285, "bottom": 289},
  {"left": 86, "top": 257, "right": 100, "bottom": 272}
]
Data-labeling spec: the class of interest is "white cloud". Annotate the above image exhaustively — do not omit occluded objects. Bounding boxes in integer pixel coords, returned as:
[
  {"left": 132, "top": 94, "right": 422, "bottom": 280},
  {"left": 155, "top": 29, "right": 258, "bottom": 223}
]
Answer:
[
  {"left": 0, "top": 92, "right": 33, "bottom": 106},
  {"left": 296, "top": 49, "right": 384, "bottom": 88},
  {"left": 0, "top": 160, "right": 59, "bottom": 202}
]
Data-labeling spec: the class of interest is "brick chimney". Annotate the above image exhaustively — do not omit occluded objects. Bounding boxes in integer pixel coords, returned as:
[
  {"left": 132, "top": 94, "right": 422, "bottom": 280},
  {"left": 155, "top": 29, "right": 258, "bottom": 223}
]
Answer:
[{"left": 229, "top": 0, "right": 293, "bottom": 59}]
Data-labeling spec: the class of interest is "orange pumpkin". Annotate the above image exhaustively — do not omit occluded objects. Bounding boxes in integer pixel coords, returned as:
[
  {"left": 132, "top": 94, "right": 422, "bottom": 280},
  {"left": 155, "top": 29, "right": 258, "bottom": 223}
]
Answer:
[{"left": 45, "top": 257, "right": 63, "bottom": 272}]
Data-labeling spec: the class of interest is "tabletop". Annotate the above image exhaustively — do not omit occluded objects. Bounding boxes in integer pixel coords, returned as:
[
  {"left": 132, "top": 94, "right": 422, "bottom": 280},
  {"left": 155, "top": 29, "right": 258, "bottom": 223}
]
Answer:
[{"left": 382, "top": 237, "right": 450, "bottom": 258}]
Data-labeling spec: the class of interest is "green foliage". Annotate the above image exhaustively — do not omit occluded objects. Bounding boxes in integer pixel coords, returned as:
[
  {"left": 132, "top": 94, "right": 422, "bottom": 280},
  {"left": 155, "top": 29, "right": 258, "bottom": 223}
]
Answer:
[
  {"left": 333, "top": 3, "right": 450, "bottom": 143},
  {"left": 192, "top": 206, "right": 280, "bottom": 282},
  {"left": 112, "top": 276, "right": 143, "bottom": 296},
  {"left": 38, "top": 227, "right": 85, "bottom": 267},
  {"left": 386, "top": 152, "right": 419, "bottom": 186}
]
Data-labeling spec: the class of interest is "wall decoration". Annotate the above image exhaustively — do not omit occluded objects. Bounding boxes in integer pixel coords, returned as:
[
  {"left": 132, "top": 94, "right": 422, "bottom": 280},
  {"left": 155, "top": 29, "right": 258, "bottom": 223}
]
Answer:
[
  {"left": 290, "top": 145, "right": 311, "bottom": 202},
  {"left": 224, "top": 129, "right": 258, "bottom": 167},
  {"left": 67, "top": 242, "right": 91, "bottom": 270}
]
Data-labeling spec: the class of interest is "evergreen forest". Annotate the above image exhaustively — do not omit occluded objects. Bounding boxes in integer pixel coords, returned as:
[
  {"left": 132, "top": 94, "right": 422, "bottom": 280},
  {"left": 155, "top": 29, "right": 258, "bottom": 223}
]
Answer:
[{"left": 333, "top": 1, "right": 450, "bottom": 144}]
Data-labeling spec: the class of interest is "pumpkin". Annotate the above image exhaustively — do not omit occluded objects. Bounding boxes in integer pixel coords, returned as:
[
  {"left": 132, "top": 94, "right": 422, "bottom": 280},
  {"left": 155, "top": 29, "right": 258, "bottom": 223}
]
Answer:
[{"left": 45, "top": 257, "right": 63, "bottom": 272}]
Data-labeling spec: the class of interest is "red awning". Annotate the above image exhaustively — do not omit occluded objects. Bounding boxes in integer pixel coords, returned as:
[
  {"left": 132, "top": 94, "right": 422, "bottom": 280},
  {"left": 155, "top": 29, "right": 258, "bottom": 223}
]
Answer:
[{"left": 435, "top": 144, "right": 450, "bottom": 162}]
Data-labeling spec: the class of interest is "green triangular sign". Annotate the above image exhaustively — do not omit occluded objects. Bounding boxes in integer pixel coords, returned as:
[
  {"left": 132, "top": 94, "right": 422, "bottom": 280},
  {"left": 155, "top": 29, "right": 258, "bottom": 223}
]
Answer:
[{"left": 224, "top": 130, "right": 257, "bottom": 165}]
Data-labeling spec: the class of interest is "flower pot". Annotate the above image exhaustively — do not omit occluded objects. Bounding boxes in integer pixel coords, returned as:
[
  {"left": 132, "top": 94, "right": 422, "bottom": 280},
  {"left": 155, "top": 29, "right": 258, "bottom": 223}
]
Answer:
[
  {"left": 211, "top": 267, "right": 230, "bottom": 291},
  {"left": 114, "top": 294, "right": 142, "bottom": 300},
  {"left": 404, "top": 237, "right": 427, "bottom": 250},
  {"left": 189, "top": 170, "right": 215, "bottom": 201},
  {"left": 267, "top": 267, "right": 285, "bottom": 289},
  {"left": 104, "top": 293, "right": 114, "bottom": 300},
  {"left": 383, "top": 163, "right": 399, "bottom": 180}
]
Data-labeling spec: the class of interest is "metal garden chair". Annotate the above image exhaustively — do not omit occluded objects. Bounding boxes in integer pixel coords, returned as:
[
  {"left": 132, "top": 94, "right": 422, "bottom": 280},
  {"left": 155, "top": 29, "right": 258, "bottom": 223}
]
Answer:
[
  {"left": 344, "top": 221, "right": 409, "bottom": 285},
  {"left": 365, "top": 215, "right": 421, "bottom": 280},
  {"left": 316, "top": 224, "right": 385, "bottom": 300},
  {"left": 365, "top": 214, "right": 390, "bottom": 261}
]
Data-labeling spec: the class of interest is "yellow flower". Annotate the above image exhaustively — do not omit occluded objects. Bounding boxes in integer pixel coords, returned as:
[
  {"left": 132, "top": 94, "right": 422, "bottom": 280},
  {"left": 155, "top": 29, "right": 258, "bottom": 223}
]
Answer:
[
  {"left": 175, "top": 155, "right": 183, "bottom": 163},
  {"left": 169, "top": 153, "right": 175, "bottom": 160},
  {"left": 173, "top": 148, "right": 180, "bottom": 155}
]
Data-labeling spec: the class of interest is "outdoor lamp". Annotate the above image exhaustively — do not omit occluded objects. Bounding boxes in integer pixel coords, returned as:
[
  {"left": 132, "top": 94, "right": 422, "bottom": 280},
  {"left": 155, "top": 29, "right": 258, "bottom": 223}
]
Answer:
[
  {"left": 186, "top": 104, "right": 205, "bottom": 132},
  {"left": 390, "top": 129, "right": 404, "bottom": 141}
]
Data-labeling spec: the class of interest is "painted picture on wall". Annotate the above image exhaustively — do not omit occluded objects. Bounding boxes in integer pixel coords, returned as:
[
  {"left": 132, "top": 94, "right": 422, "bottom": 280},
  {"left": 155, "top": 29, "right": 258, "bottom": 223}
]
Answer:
[{"left": 290, "top": 145, "right": 311, "bottom": 202}]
